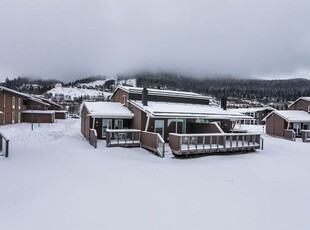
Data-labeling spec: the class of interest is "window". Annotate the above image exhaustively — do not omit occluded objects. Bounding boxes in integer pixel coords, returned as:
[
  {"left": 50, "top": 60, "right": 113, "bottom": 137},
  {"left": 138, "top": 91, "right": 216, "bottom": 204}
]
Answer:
[
  {"left": 3, "top": 94, "right": 5, "bottom": 108},
  {"left": 18, "top": 98, "right": 21, "bottom": 109},
  {"left": 114, "top": 119, "right": 123, "bottom": 129},
  {"left": 12, "top": 97, "right": 15, "bottom": 109},
  {"left": 12, "top": 111, "right": 15, "bottom": 124},
  {"left": 18, "top": 112, "right": 21, "bottom": 123}
]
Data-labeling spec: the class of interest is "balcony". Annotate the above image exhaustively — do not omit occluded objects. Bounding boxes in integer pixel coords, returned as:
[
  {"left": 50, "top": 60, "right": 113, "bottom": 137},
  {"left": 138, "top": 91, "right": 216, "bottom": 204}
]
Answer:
[{"left": 169, "top": 132, "right": 263, "bottom": 156}]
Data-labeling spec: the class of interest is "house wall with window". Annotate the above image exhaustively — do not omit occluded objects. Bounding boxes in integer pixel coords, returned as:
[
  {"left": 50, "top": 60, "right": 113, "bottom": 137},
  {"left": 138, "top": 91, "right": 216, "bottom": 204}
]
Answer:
[
  {"left": 0, "top": 90, "right": 26, "bottom": 125},
  {"left": 289, "top": 98, "right": 310, "bottom": 112}
]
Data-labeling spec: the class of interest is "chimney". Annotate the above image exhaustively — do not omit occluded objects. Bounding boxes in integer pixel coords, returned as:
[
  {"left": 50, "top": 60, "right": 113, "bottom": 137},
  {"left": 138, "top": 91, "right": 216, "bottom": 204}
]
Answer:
[
  {"left": 221, "top": 97, "right": 227, "bottom": 110},
  {"left": 221, "top": 89, "right": 227, "bottom": 110},
  {"left": 142, "top": 87, "right": 148, "bottom": 106}
]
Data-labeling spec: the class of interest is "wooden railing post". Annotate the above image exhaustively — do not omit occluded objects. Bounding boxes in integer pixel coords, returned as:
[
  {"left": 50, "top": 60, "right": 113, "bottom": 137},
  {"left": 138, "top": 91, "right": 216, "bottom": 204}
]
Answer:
[{"left": 5, "top": 140, "right": 9, "bottom": 158}]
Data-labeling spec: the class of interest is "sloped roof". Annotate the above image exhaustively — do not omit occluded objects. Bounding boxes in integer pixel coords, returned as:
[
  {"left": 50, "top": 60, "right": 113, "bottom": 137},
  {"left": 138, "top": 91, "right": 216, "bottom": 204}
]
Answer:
[
  {"left": 22, "top": 110, "right": 55, "bottom": 114},
  {"left": 0, "top": 86, "right": 50, "bottom": 107},
  {"left": 129, "top": 100, "right": 252, "bottom": 120},
  {"left": 263, "top": 110, "right": 310, "bottom": 122},
  {"left": 82, "top": 101, "right": 134, "bottom": 119},
  {"left": 112, "top": 85, "right": 212, "bottom": 100},
  {"left": 288, "top": 97, "right": 310, "bottom": 108}
]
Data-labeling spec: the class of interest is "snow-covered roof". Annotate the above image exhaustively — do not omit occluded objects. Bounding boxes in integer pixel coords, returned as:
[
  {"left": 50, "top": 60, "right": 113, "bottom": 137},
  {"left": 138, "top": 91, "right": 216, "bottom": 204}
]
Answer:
[
  {"left": 22, "top": 110, "right": 55, "bottom": 114},
  {"left": 32, "top": 95, "right": 63, "bottom": 108},
  {"left": 82, "top": 102, "right": 134, "bottom": 119},
  {"left": 288, "top": 97, "right": 310, "bottom": 108},
  {"left": 263, "top": 110, "right": 310, "bottom": 122},
  {"left": 0, "top": 86, "right": 51, "bottom": 107},
  {"left": 113, "top": 85, "right": 212, "bottom": 100},
  {"left": 28, "top": 97, "right": 51, "bottom": 106},
  {"left": 129, "top": 100, "right": 252, "bottom": 120},
  {"left": 229, "top": 107, "right": 275, "bottom": 113}
]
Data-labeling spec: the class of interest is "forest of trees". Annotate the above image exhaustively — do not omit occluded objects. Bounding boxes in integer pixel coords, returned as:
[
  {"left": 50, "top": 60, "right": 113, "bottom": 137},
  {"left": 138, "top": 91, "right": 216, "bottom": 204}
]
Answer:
[
  {"left": 133, "top": 72, "right": 310, "bottom": 102},
  {"left": 2, "top": 73, "right": 310, "bottom": 103}
]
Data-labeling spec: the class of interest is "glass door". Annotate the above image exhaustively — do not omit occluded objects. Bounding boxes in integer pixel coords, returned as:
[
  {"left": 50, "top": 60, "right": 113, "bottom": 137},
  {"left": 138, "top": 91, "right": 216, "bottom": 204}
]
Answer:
[
  {"left": 154, "top": 120, "right": 165, "bottom": 138},
  {"left": 293, "top": 123, "right": 301, "bottom": 137},
  {"left": 102, "top": 119, "right": 112, "bottom": 138}
]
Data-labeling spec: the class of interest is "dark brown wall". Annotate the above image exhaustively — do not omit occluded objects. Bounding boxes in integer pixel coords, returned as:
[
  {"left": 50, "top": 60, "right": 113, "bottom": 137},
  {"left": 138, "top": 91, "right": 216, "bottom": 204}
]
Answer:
[
  {"left": 27, "top": 100, "right": 49, "bottom": 110},
  {"left": 0, "top": 90, "right": 26, "bottom": 124},
  {"left": 189, "top": 123, "right": 223, "bottom": 133},
  {"left": 289, "top": 99, "right": 310, "bottom": 112},
  {"left": 55, "top": 112, "right": 67, "bottom": 119},
  {"left": 22, "top": 113, "right": 54, "bottom": 123},
  {"left": 110, "top": 88, "right": 130, "bottom": 106},
  {"left": 127, "top": 103, "right": 145, "bottom": 130},
  {"left": 266, "top": 113, "right": 286, "bottom": 137},
  {"left": 128, "top": 93, "right": 210, "bottom": 105},
  {"left": 81, "top": 106, "right": 90, "bottom": 140},
  {"left": 49, "top": 104, "right": 63, "bottom": 110},
  {"left": 111, "top": 88, "right": 210, "bottom": 105}
]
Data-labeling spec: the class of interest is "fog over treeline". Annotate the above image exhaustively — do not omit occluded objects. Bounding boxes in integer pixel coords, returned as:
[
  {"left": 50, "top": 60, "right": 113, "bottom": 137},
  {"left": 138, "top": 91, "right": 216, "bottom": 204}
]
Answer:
[{"left": 1, "top": 1, "right": 310, "bottom": 81}]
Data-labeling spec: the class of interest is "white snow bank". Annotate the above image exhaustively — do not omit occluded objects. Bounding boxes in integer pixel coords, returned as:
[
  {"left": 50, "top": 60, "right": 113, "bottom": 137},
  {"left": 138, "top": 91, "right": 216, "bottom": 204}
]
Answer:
[{"left": 1, "top": 121, "right": 310, "bottom": 230}]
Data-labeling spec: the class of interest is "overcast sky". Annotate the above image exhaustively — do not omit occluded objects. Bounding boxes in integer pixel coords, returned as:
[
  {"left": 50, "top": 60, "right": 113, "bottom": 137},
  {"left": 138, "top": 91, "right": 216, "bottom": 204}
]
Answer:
[{"left": 1, "top": 0, "right": 310, "bottom": 81}]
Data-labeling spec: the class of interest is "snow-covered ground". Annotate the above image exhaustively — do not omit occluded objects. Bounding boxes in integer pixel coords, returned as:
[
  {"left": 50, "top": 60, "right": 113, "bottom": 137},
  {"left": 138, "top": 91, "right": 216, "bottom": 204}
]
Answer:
[{"left": 1, "top": 121, "right": 310, "bottom": 230}]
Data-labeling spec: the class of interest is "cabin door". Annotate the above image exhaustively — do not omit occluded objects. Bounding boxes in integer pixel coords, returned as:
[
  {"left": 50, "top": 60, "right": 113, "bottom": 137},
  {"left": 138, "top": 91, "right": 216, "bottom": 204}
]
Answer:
[
  {"left": 102, "top": 119, "right": 112, "bottom": 138},
  {"left": 154, "top": 120, "right": 165, "bottom": 138},
  {"left": 293, "top": 123, "right": 301, "bottom": 137}
]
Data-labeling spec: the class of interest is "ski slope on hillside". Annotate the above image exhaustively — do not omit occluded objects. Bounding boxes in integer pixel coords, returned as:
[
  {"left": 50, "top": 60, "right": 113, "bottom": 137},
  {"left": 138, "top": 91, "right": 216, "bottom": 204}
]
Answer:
[
  {"left": 1, "top": 121, "right": 310, "bottom": 230},
  {"left": 47, "top": 86, "right": 112, "bottom": 100}
]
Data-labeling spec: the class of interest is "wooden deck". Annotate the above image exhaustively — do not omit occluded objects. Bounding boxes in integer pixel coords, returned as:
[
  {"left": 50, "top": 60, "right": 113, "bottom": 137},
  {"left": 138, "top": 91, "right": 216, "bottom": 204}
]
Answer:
[
  {"left": 169, "top": 133, "right": 262, "bottom": 156},
  {"left": 106, "top": 129, "right": 141, "bottom": 147}
]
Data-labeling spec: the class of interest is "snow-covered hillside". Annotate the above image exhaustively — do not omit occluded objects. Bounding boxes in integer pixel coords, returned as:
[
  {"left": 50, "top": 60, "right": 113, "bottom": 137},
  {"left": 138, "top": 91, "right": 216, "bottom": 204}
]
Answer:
[
  {"left": 46, "top": 86, "right": 112, "bottom": 101},
  {"left": 77, "top": 78, "right": 115, "bottom": 88},
  {"left": 1, "top": 121, "right": 310, "bottom": 230}
]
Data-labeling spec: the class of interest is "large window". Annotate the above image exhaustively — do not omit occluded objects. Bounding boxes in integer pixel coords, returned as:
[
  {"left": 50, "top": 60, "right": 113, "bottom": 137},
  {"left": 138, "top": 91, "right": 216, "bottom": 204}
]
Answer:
[
  {"left": 168, "top": 118, "right": 185, "bottom": 134},
  {"left": 18, "top": 98, "right": 21, "bottom": 109},
  {"left": 18, "top": 112, "right": 21, "bottom": 123},
  {"left": 12, "top": 97, "right": 15, "bottom": 109},
  {"left": 114, "top": 119, "right": 123, "bottom": 129},
  {"left": 12, "top": 111, "right": 15, "bottom": 124}
]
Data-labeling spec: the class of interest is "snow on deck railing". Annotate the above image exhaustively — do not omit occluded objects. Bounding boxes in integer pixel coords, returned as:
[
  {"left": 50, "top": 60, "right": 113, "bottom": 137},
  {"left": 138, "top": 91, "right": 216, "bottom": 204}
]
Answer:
[
  {"left": 0, "top": 131, "right": 9, "bottom": 158},
  {"left": 301, "top": 130, "right": 310, "bottom": 142},
  {"left": 169, "top": 132, "right": 262, "bottom": 156},
  {"left": 106, "top": 129, "right": 141, "bottom": 147},
  {"left": 284, "top": 129, "right": 296, "bottom": 141}
]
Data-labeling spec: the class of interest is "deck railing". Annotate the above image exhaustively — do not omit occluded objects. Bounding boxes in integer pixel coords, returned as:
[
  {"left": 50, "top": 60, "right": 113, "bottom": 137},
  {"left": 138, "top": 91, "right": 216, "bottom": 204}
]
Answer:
[
  {"left": 140, "top": 131, "right": 165, "bottom": 158},
  {"left": 106, "top": 129, "right": 141, "bottom": 147},
  {"left": 89, "top": 129, "right": 98, "bottom": 148},
  {"left": 284, "top": 129, "right": 296, "bottom": 141},
  {"left": 169, "top": 132, "right": 262, "bottom": 156},
  {"left": 301, "top": 130, "right": 310, "bottom": 142},
  {"left": 0, "top": 132, "right": 9, "bottom": 158}
]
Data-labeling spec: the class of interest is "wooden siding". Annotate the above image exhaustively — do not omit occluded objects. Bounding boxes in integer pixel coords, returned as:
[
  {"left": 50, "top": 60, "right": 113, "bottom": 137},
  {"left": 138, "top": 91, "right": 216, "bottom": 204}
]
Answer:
[
  {"left": 266, "top": 113, "right": 286, "bottom": 137},
  {"left": 289, "top": 99, "right": 310, "bottom": 112},
  {"left": 22, "top": 113, "right": 54, "bottom": 123},
  {"left": 0, "top": 91, "right": 26, "bottom": 124},
  {"left": 128, "top": 93, "right": 210, "bottom": 105},
  {"left": 110, "top": 88, "right": 130, "bottom": 106},
  {"left": 80, "top": 106, "right": 91, "bottom": 140},
  {"left": 27, "top": 100, "right": 49, "bottom": 110}
]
